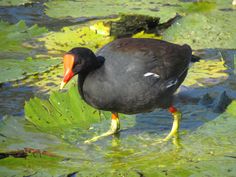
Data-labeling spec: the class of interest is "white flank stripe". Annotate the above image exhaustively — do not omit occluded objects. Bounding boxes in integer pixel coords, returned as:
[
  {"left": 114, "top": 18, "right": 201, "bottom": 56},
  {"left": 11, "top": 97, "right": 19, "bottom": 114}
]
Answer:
[
  {"left": 166, "top": 79, "right": 178, "bottom": 88},
  {"left": 144, "top": 72, "right": 160, "bottom": 78}
]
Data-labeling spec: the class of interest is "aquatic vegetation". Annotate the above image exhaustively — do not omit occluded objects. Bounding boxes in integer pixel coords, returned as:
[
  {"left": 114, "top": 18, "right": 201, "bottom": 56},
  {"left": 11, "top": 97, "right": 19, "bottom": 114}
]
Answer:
[
  {"left": 0, "top": 21, "right": 56, "bottom": 84},
  {"left": 24, "top": 83, "right": 103, "bottom": 137},
  {"left": 109, "top": 14, "right": 161, "bottom": 37},
  {"left": 0, "top": 0, "right": 236, "bottom": 176},
  {"left": 44, "top": 0, "right": 180, "bottom": 23},
  {"left": 226, "top": 100, "right": 236, "bottom": 116},
  {"left": 0, "top": 0, "right": 32, "bottom": 6},
  {"left": 180, "top": 1, "right": 216, "bottom": 14},
  {"left": 183, "top": 57, "right": 228, "bottom": 87},
  {"left": 38, "top": 24, "right": 114, "bottom": 54},
  {"left": 0, "top": 20, "right": 48, "bottom": 58},
  {"left": 132, "top": 31, "right": 162, "bottom": 39},
  {"left": 44, "top": 0, "right": 234, "bottom": 24},
  {"left": 0, "top": 58, "right": 60, "bottom": 84},
  {"left": 163, "top": 11, "right": 236, "bottom": 49},
  {"left": 0, "top": 99, "right": 235, "bottom": 176}
]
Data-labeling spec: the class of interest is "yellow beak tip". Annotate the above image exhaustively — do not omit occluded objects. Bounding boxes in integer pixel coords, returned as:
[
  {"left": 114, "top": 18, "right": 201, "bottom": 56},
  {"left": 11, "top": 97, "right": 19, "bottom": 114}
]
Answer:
[{"left": 60, "top": 81, "right": 66, "bottom": 90}]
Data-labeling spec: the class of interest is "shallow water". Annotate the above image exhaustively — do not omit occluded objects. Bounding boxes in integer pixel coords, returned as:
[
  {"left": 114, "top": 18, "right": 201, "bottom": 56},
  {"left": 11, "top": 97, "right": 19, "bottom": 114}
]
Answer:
[{"left": 0, "top": 0, "right": 236, "bottom": 176}]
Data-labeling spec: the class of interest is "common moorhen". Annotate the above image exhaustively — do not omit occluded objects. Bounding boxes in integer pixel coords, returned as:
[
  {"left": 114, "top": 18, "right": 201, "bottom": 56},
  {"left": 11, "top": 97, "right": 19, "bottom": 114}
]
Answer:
[{"left": 60, "top": 38, "right": 193, "bottom": 143}]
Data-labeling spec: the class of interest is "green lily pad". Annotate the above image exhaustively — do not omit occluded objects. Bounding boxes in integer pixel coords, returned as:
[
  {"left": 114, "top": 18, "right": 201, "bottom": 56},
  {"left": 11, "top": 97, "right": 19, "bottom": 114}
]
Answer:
[
  {"left": 44, "top": 0, "right": 181, "bottom": 23},
  {"left": 44, "top": 0, "right": 233, "bottom": 24},
  {"left": 180, "top": 1, "right": 216, "bottom": 14},
  {"left": 163, "top": 10, "right": 236, "bottom": 49},
  {"left": 0, "top": 116, "right": 82, "bottom": 176},
  {"left": 0, "top": 20, "right": 48, "bottom": 59},
  {"left": 0, "top": 58, "right": 61, "bottom": 84},
  {"left": 38, "top": 24, "right": 114, "bottom": 54},
  {"left": 0, "top": 99, "right": 235, "bottom": 176},
  {"left": 0, "top": 0, "right": 32, "bottom": 6},
  {"left": 24, "top": 83, "right": 105, "bottom": 137}
]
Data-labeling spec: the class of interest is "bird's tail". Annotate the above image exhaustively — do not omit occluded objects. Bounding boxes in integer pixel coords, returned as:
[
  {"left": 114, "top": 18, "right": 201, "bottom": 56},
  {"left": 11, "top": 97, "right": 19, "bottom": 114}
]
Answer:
[
  {"left": 191, "top": 55, "right": 201, "bottom": 62},
  {"left": 181, "top": 44, "right": 200, "bottom": 63}
]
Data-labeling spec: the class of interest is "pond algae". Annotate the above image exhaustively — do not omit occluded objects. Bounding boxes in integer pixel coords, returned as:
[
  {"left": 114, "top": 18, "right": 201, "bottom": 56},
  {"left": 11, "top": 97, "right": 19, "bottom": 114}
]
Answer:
[{"left": 0, "top": 20, "right": 61, "bottom": 84}]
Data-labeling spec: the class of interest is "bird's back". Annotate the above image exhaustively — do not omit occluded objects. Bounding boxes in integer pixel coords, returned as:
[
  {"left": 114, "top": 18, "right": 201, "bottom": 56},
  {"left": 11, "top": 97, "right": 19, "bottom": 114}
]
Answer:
[{"left": 82, "top": 38, "right": 192, "bottom": 114}]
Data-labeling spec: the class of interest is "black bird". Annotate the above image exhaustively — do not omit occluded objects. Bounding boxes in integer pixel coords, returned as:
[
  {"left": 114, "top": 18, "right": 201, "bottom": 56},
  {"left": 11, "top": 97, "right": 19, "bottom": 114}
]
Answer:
[{"left": 60, "top": 38, "right": 193, "bottom": 143}]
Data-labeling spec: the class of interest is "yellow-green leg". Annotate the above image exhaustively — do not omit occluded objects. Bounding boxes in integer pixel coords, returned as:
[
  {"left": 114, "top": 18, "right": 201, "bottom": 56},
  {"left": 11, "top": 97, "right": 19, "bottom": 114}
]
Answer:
[
  {"left": 84, "top": 112, "right": 120, "bottom": 144},
  {"left": 163, "top": 106, "right": 182, "bottom": 142}
]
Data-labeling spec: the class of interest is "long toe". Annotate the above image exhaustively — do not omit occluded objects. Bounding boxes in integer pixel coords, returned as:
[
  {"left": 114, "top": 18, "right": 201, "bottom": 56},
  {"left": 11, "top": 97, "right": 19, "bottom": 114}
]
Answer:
[
  {"left": 84, "top": 129, "right": 119, "bottom": 144},
  {"left": 84, "top": 113, "right": 120, "bottom": 144}
]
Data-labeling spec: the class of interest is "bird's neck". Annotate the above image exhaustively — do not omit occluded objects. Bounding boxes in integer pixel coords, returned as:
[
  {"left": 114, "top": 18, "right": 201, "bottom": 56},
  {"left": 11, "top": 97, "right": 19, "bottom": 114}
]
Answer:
[
  {"left": 77, "top": 56, "right": 105, "bottom": 99},
  {"left": 77, "top": 73, "right": 87, "bottom": 99}
]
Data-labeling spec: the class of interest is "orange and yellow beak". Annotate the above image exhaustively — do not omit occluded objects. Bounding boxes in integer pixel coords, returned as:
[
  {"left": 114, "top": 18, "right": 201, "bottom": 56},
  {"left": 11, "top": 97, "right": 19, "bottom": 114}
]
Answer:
[{"left": 60, "top": 54, "right": 75, "bottom": 89}]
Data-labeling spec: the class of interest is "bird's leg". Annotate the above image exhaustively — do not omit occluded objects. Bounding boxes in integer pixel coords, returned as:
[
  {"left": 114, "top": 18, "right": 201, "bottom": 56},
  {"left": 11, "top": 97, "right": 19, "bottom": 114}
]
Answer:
[
  {"left": 163, "top": 106, "right": 181, "bottom": 142},
  {"left": 84, "top": 112, "right": 120, "bottom": 144}
]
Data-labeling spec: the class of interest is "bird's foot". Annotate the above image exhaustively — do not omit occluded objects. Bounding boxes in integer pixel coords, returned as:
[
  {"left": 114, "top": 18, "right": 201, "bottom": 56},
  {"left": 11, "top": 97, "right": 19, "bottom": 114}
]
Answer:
[
  {"left": 84, "top": 118, "right": 120, "bottom": 144},
  {"left": 153, "top": 110, "right": 182, "bottom": 147},
  {"left": 153, "top": 134, "right": 181, "bottom": 148},
  {"left": 163, "top": 110, "right": 181, "bottom": 141}
]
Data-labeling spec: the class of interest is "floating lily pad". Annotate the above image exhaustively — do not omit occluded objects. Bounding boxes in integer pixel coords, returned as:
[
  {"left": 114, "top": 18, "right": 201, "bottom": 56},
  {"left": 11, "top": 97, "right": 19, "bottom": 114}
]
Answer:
[
  {"left": 163, "top": 11, "right": 236, "bottom": 49},
  {"left": 0, "top": 116, "right": 80, "bottom": 176},
  {"left": 0, "top": 58, "right": 61, "bottom": 84},
  {"left": 1, "top": 0, "right": 236, "bottom": 176},
  {"left": 38, "top": 24, "right": 114, "bottom": 54},
  {"left": 180, "top": 1, "right": 216, "bottom": 13},
  {"left": 0, "top": 0, "right": 32, "bottom": 6},
  {"left": 44, "top": 0, "right": 181, "bottom": 23},
  {"left": 24, "top": 83, "right": 105, "bottom": 137},
  {"left": 44, "top": 0, "right": 233, "bottom": 24},
  {"left": 0, "top": 20, "right": 48, "bottom": 59},
  {"left": 0, "top": 99, "right": 235, "bottom": 176}
]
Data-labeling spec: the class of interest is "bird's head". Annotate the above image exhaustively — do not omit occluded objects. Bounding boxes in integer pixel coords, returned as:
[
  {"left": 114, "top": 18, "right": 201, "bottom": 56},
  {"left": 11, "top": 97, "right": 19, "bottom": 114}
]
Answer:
[{"left": 60, "top": 47, "right": 98, "bottom": 89}]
